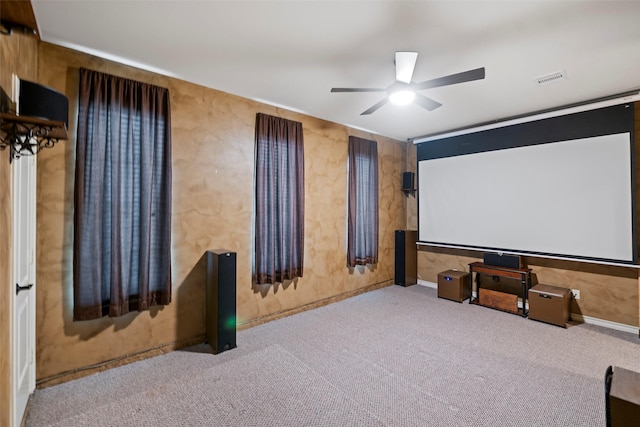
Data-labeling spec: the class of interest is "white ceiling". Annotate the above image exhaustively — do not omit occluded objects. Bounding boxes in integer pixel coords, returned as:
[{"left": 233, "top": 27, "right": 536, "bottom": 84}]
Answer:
[{"left": 31, "top": 1, "right": 640, "bottom": 142}]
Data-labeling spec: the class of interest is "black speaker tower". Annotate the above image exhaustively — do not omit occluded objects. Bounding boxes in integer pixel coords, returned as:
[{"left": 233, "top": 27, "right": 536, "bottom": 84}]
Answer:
[
  {"left": 395, "top": 230, "right": 417, "bottom": 286},
  {"left": 206, "top": 250, "right": 237, "bottom": 354}
]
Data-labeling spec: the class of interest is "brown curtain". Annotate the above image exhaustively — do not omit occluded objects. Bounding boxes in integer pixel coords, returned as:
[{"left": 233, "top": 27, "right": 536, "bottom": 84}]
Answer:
[
  {"left": 73, "top": 68, "right": 172, "bottom": 320},
  {"left": 254, "top": 113, "right": 304, "bottom": 285},
  {"left": 347, "top": 136, "right": 379, "bottom": 267}
]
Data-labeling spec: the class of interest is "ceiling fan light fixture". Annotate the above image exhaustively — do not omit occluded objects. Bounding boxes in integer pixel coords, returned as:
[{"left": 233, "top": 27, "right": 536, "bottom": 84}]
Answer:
[
  {"left": 389, "top": 89, "right": 415, "bottom": 106},
  {"left": 330, "top": 52, "right": 485, "bottom": 115}
]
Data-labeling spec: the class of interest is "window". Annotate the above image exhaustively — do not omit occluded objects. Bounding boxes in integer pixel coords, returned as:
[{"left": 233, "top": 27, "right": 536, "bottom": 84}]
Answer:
[
  {"left": 254, "top": 113, "right": 304, "bottom": 285},
  {"left": 73, "top": 68, "right": 172, "bottom": 320},
  {"left": 347, "top": 136, "right": 378, "bottom": 267}
]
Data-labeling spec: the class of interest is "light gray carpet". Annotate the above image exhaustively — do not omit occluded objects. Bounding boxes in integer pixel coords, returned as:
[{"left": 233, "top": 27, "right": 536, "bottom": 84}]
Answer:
[
  {"left": 37, "top": 344, "right": 383, "bottom": 427},
  {"left": 26, "top": 285, "right": 640, "bottom": 426}
]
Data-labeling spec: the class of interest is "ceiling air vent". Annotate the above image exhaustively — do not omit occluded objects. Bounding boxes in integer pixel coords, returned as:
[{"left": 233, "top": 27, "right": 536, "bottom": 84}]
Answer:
[{"left": 536, "top": 70, "right": 567, "bottom": 86}]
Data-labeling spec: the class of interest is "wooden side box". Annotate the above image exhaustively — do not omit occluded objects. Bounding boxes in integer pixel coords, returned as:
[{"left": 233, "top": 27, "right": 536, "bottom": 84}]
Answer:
[
  {"left": 437, "top": 270, "right": 470, "bottom": 302},
  {"left": 607, "top": 366, "right": 640, "bottom": 426},
  {"left": 528, "top": 284, "right": 570, "bottom": 327},
  {"left": 478, "top": 288, "right": 519, "bottom": 314}
]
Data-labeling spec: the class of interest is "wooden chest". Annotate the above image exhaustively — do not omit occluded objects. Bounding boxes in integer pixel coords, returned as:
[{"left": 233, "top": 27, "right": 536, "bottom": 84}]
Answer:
[
  {"left": 437, "top": 270, "right": 470, "bottom": 302},
  {"left": 607, "top": 366, "right": 640, "bottom": 426},
  {"left": 528, "top": 284, "right": 570, "bottom": 327}
]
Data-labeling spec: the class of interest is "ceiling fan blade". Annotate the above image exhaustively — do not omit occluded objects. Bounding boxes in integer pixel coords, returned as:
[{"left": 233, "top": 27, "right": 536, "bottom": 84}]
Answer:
[
  {"left": 413, "top": 94, "right": 442, "bottom": 111},
  {"left": 414, "top": 67, "right": 485, "bottom": 91},
  {"left": 395, "top": 51, "right": 418, "bottom": 84},
  {"left": 361, "top": 98, "right": 389, "bottom": 115},
  {"left": 331, "top": 87, "right": 386, "bottom": 93}
]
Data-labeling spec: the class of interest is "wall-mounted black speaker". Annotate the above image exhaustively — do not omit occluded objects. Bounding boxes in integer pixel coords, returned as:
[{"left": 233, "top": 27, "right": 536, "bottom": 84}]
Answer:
[
  {"left": 395, "top": 230, "right": 417, "bottom": 286},
  {"left": 19, "top": 79, "right": 69, "bottom": 126},
  {"left": 402, "top": 171, "right": 415, "bottom": 190},
  {"left": 206, "top": 250, "right": 237, "bottom": 355}
]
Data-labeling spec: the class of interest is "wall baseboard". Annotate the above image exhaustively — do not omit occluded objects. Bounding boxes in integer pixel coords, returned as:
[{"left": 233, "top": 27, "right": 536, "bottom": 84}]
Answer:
[
  {"left": 418, "top": 279, "right": 437, "bottom": 289},
  {"left": 36, "top": 334, "right": 207, "bottom": 389},
  {"left": 417, "top": 280, "right": 638, "bottom": 335},
  {"left": 240, "top": 279, "right": 393, "bottom": 330},
  {"left": 570, "top": 314, "right": 639, "bottom": 335}
]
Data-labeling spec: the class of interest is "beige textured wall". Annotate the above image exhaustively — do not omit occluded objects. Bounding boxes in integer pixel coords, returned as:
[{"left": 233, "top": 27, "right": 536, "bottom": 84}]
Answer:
[
  {"left": 0, "top": 32, "right": 38, "bottom": 427},
  {"left": 406, "top": 143, "right": 417, "bottom": 230},
  {"left": 407, "top": 107, "right": 640, "bottom": 327},
  {"left": 35, "top": 43, "right": 407, "bottom": 381}
]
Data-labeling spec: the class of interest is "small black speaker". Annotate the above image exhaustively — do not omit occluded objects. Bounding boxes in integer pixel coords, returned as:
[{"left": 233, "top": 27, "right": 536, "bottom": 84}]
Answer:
[
  {"left": 19, "top": 80, "right": 69, "bottom": 126},
  {"left": 395, "top": 230, "right": 417, "bottom": 286},
  {"left": 206, "top": 250, "right": 237, "bottom": 355},
  {"left": 402, "top": 171, "right": 415, "bottom": 190},
  {"left": 483, "top": 252, "right": 521, "bottom": 269}
]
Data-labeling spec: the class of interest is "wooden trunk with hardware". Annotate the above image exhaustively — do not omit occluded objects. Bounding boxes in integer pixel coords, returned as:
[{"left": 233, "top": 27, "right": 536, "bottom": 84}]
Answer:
[{"left": 528, "top": 284, "right": 570, "bottom": 327}]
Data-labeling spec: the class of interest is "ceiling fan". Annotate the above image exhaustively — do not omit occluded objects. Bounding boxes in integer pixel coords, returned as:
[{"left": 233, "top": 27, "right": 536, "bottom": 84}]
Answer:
[{"left": 331, "top": 52, "right": 485, "bottom": 115}]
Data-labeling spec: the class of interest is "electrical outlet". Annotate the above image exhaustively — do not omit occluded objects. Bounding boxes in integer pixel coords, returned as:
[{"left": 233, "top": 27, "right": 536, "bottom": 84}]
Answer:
[{"left": 571, "top": 289, "right": 580, "bottom": 300}]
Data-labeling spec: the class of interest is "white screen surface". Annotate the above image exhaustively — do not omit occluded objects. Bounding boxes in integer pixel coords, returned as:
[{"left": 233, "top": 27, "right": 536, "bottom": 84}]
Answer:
[{"left": 418, "top": 133, "right": 634, "bottom": 262}]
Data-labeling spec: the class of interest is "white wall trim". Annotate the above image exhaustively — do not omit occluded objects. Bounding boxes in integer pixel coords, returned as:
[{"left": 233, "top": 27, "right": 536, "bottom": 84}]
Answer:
[
  {"left": 417, "top": 279, "right": 436, "bottom": 289},
  {"left": 417, "top": 280, "right": 638, "bottom": 335},
  {"left": 570, "top": 314, "right": 639, "bottom": 335}
]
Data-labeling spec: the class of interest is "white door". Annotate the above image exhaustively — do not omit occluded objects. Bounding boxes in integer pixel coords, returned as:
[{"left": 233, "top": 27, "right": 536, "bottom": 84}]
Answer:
[{"left": 12, "top": 153, "right": 36, "bottom": 426}]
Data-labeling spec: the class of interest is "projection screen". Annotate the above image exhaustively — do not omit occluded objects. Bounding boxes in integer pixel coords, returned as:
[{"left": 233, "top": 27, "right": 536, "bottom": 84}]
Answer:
[{"left": 416, "top": 103, "right": 637, "bottom": 265}]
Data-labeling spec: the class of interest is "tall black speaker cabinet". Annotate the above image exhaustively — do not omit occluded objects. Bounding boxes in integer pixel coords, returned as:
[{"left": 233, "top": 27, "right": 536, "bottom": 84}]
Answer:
[
  {"left": 395, "top": 230, "right": 417, "bottom": 286},
  {"left": 206, "top": 250, "right": 237, "bottom": 354}
]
